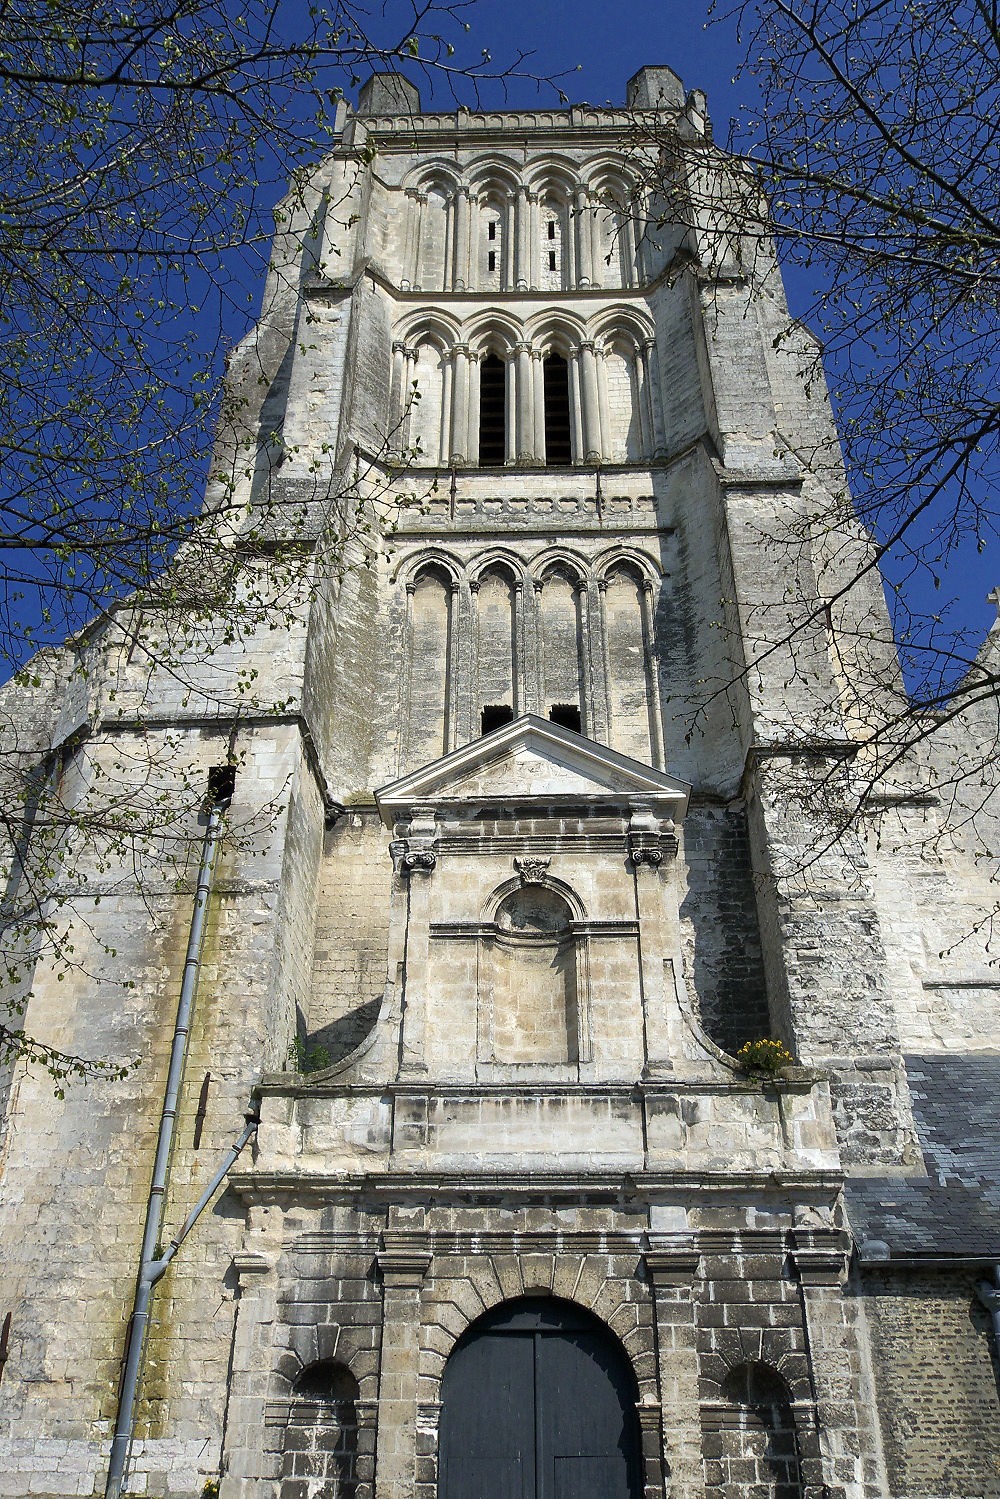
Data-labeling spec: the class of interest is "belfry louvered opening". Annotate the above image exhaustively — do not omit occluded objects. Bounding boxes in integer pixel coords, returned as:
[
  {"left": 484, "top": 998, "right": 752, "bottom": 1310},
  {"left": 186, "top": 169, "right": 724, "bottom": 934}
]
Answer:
[
  {"left": 543, "top": 354, "right": 572, "bottom": 466},
  {"left": 479, "top": 354, "right": 506, "bottom": 466}
]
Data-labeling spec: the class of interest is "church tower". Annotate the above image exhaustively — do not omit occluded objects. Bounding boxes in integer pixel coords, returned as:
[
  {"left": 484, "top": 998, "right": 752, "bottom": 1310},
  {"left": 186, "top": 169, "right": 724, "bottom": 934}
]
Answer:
[{"left": 2, "top": 62, "right": 1000, "bottom": 1499}]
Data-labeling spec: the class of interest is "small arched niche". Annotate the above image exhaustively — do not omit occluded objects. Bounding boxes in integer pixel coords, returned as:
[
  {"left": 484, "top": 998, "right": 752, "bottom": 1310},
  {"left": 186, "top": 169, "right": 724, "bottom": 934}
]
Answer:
[
  {"left": 481, "top": 884, "right": 584, "bottom": 1065},
  {"left": 714, "top": 1362, "right": 804, "bottom": 1499},
  {"left": 281, "top": 1361, "right": 360, "bottom": 1499}
]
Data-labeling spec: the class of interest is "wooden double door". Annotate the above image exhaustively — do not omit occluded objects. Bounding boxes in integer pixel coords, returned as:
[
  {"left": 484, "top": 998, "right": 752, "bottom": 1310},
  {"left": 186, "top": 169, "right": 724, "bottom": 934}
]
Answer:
[{"left": 438, "top": 1298, "right": 642, "bottom": 1499}]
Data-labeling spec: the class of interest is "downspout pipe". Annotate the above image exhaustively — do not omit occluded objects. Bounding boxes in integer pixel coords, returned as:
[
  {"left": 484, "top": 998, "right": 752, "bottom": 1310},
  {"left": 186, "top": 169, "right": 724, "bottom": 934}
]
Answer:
[{"left": 106, "top": 788, "right": 230, "bottom": 1499}]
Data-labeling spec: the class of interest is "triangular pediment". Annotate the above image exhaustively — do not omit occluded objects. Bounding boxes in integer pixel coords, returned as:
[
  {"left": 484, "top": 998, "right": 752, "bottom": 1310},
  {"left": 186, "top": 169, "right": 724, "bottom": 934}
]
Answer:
[{"left": 375, "top": 715, "right": 690, "bottom": 824}]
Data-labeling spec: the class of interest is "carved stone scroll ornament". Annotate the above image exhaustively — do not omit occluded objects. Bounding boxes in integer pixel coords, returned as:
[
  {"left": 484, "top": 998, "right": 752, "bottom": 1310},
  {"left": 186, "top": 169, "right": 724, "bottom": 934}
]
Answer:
[
  {"left": 514, "top": 856, "right": 551, "bottom": 884},
  {"left": 628, "top": 818, "right": 678, "bottom": 867},
  {"left": 390, "top": 841, "right": 438, "bottom": 874}
]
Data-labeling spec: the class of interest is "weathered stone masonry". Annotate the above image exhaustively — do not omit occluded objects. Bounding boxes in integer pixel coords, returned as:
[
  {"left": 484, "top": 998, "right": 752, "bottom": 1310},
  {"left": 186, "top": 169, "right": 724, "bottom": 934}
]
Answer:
[{"left": 1, "top": 59, "right": 1000, "bottom": 1499}]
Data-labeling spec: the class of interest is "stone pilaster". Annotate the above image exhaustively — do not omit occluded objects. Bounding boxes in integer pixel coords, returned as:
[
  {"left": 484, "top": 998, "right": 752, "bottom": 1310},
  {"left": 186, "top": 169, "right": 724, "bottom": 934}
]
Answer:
[
  {"left": 373, "top": 1239, "right": 432, "bottom": 1499},
  {"left": 644, "top": 1248, "right": 703, "bottom": 1499}
]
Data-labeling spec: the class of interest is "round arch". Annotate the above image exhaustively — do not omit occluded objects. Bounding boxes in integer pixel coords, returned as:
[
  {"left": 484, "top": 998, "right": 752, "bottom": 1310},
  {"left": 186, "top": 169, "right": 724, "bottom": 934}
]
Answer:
[
  {"left": 466, "top": 154, "right": 522, "bottom": 197},
  {"left": 402, "top": 159, "right": 463, "bottom": 193},
  {"left": 437, "top": 1297, "right": 643, "bottom": 1499},
  {"left": 396, "top": 310, "right": 462, "bottom": 350},
  {"left": 464, "top": 310, "right": 523, "bottom": 357},
  {"left": 523, "top": 309, "right": 587, "bottom": 354},
  {"left": 468, "top": 547, "right": 529, "bottom": 587},
  {"left": 391, "top": 548, "right": 464, "bottom": 588},
  {"left": 531, "top": 546, "right": 591, "bottom": 587},
  {"left": 481, "top": 872, "right": 587, "bottom": 924}
]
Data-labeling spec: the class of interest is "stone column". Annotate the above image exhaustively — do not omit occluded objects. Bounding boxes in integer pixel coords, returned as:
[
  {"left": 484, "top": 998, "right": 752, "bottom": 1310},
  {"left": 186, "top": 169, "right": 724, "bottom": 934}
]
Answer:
[
  {"left": 467, "top": 350, "right": 481, "bottom": 467},
  {"left": 532, "top": 347, "right": 546, "bottom": 462},
  {"left": 374, "top": 1241, "right": 433, "bottom": 1499},
  {"left": 569, "top": 348, "right": 585, "bottom": 462},
  {"left": 532, "top": 579, "right": 546, "bottom": 714},
  {"left": 447, "top": 578, "right": 462, "bottom": 748},
  {"left": 449, "top": 344, "right": 470, "bottom": 465},
  {"left": 644, "top": 1248, "right": 703, "bottom": 1499},
  {"left": 641, "top": 336, "right": 667, "bottom": 457},
  {"left": 578, "top": 341, "right": 602, "bottom": 462},
  {"left": 436, "top": 353, "right": 451, "bottom": 466},
  {"left": 573, "top": 185, "right": 592, "bottom": 288},
  {"left": 597, "top": 579, "right": 613, "bottom": 743},
  {"left": 596, "top": 345, "right": 612, "bottom": 461},
  {"left": 529, "top": 191, "right": 541, "bottom": 287},
  {"left": 640, "top": 581, "right": 665, "bottom": 770},
  {"left": 619, "top": 205, "right": 636, "bottom": 289},
  {"left": 401, "top": 189, "right": 426, "bottom": 290},
  {"left": 402, "top": 346, "right": 418, "bottom": 452},
  {"left": 574, "top": 581, "right": 595, "bottom": 736},
  {"left": 513, "top": 579, "right": 526, "bottom": 715},
  {"left": 469, "top": 577, "right": 482, "bottom": 737},
  {"left": 452, "top": 186, "right": 471, "bottom": 290},
  {"left": 516, "top": 341, "right": 534, "bottom": 464},
  {"left": 390, "top": 341, "right": 406, "bottom": 450},
  {"left": 497, "top": 197, "right": 511, "bottom": 289},
  {"left": 515, "top": 185, "right": 530, "bottom": 289},
  {"left": 399, "top": 580, "right": 416, "bottom": 773},
  {"left": 588, "top": 197, "right": 603, "bottom": 287}
]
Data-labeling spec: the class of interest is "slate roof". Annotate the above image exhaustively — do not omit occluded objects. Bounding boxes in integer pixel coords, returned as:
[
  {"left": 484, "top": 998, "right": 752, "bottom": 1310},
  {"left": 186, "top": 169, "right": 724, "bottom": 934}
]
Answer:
[{"left": 846, "top": 1053, "right": 1000, "bottom": 1259}]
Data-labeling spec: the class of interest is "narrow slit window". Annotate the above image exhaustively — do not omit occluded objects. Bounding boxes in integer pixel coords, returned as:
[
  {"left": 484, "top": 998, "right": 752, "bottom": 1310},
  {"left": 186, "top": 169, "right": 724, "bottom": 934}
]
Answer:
[
  {"left": 548, "top": 250, "right": 557, "bottom": 270},
  {"left": 547, "top": 220, "right": 556, "bottom": 240},
  {"left": 543, "top": 354, "right": 572, "bottom": 466},
  {"left": 488, "top": 221, "right": 497, "bottom": 241},
  {"left": 549, "top": 704, "right": 581, "bottom": 732},
  {"left": 488, "top": 250, "right": 496, "bottom": 272},
  {"left": 482, "top": 704, "right": 515, "bottom": 735},
  {"left": 479, "top": 354, "right": 506, "bottom": 467}
]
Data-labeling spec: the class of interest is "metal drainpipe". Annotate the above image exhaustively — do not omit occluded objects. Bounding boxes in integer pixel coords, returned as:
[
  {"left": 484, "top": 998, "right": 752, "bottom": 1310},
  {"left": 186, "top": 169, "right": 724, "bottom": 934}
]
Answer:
[{"left": 105, "top": 788, "right": 228, "bottom": 1499}]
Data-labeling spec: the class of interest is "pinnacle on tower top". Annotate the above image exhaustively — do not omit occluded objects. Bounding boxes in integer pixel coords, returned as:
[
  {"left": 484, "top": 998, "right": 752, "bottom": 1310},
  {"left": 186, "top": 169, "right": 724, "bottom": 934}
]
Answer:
[
  {"left": 626, "top": 64, "right": 685, "bottom": 109},
  {"left": 357, "top": 71, "right": 421, "bottom": 115}
]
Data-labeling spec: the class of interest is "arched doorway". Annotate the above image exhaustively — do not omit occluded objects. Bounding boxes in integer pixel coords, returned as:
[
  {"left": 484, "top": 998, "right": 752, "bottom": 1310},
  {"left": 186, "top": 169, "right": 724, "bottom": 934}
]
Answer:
[{"left": 438, "top": 1297, "right": 642, "bottom": 1499}]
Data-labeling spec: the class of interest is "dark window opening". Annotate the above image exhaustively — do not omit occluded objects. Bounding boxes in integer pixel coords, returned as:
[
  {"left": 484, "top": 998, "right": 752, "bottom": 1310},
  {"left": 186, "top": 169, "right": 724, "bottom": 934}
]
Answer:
[
  {"left": 488, "top": 250, "right": 496, "bottom": 272},
  {"left": 482, "top": 704, "right": 515, "bottom": 735},
  {"left": 207, "top": 763, "right": 236, "bottom": 807},
  {"left": 548, "top": 250, "right": 557, "bottom": 270},
  {"left": 547, "top": 220, "right": 556, "bottom": 240},
  {"left": 548, "top": 704, "right": 581, "bottom": 733},
  {"left": 543, "top": 354, "right": 572, "bottom": 466},
  {"left": 479, "top": 354, "right": 506, "bottom": 467},
  {"left": 488, "top": 220, "right": 497, "bottom": 240}
]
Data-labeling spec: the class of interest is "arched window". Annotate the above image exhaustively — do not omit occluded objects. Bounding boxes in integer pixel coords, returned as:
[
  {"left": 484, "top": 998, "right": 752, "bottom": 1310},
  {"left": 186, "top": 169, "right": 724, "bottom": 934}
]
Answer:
[
  {"left": 282, "top": 1361, "right": 359, "bottom": 1499},
  {"left": 475, "top": 567, "right": 517, "bottom": 730},
  {"left": 479, "top": 354, "right": 507, "bottom": 466},
  {"left": 407, "top": 566, "right": 454, "bottom": 764},
  {"left": 543, "top": 354, "right": 572, "bottom": 465},
  {"left": 602, "top": 565, "right": 657, "bottom": 763},
  {"left": 438, "top": 1298, "right": 642, "bottom": 1499},
  {"left": 716, "top": 1362, "right": 804, "bottom": 1499}
]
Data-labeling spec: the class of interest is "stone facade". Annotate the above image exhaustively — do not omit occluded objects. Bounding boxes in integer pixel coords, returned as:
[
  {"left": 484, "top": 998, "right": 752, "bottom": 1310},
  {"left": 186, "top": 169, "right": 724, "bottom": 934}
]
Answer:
[{"left": 1, "top": 59, "right": 999, "bottom": 1499}]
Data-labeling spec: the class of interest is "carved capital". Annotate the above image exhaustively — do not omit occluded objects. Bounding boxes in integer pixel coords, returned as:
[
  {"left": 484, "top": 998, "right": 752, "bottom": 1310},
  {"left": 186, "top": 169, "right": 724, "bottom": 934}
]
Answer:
[
  {"left": 629, "top": 809, "right": 677, "bottom": 869},
  {"left": 514, "top": 856, "right": 551, "bottom": 885},
  {"left": 391, "top": 839, "right": 438, "bottom": 875}
]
